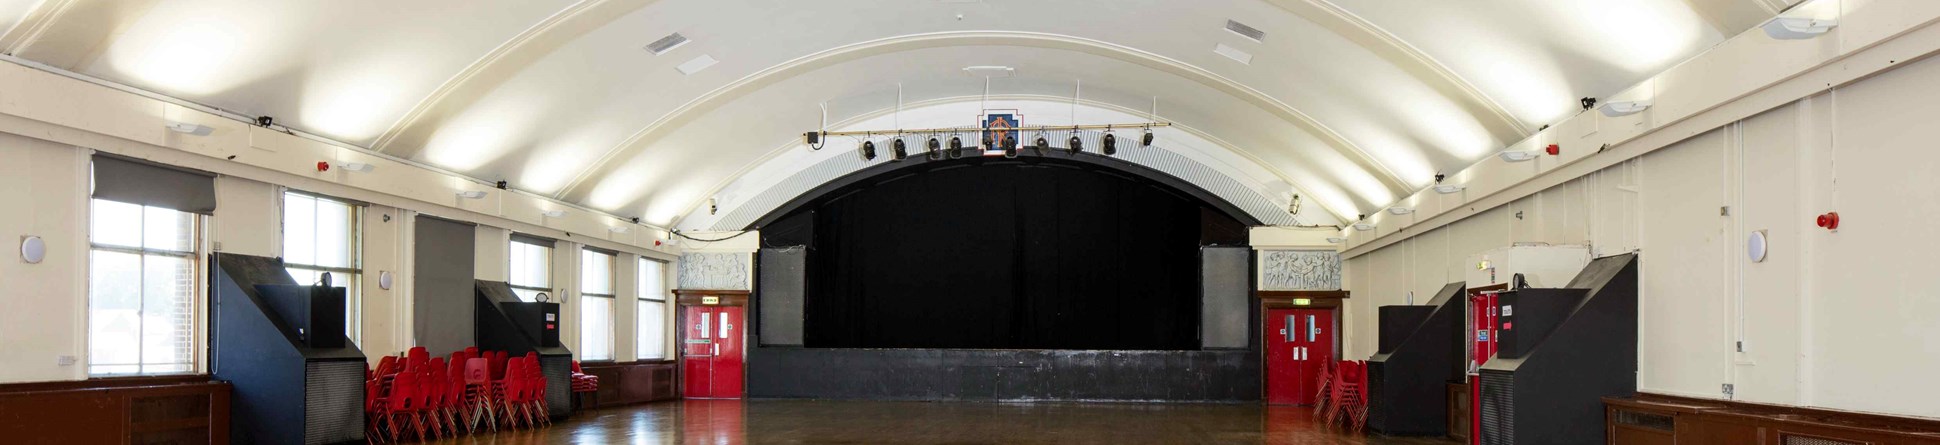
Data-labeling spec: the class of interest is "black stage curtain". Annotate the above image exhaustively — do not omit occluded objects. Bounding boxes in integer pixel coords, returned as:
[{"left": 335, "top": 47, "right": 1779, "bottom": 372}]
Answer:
[{"left": 793, "top": 161, "right": 1237, "bottom": 350}]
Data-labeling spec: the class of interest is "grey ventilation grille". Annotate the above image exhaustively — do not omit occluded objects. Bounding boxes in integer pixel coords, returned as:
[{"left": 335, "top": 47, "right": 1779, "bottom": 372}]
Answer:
[
  {"left": 709, "top": 129, "right": 1299, "bottom": 230},
  {"left": 1226, "top": 20, "right": 1266, "bottom": 42},
  {"left": 1613, "top": 409, "right": 1675, "bottom": 432},
  {"left": 304, "top": 360, "right": 366, "bottom": 444},
  {"left": 1781, "top": 435, "right": 1865, "bottom": 445},
  {"left": 645, "top": 32, "right": 689, "bottom": 55}
]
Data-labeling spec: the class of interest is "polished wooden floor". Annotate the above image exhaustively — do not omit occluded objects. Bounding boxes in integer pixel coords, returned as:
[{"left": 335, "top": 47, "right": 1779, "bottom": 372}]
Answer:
[{"left": 424, "top": 400, "right": 1459, "bottom": 444}]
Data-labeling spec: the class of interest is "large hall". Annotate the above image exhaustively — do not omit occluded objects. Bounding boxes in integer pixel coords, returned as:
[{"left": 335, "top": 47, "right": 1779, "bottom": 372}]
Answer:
[{"left": 1, "top": 1, "right": 1938, "bottom": 444}]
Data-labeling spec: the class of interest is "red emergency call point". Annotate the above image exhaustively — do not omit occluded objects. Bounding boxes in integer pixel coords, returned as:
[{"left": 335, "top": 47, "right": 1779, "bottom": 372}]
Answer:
[
  {"left": 316, "top": 161, "right": 330, "bottom": 172},
  {"left": 1544, "top": 144, "right": 1560, "bottom": 156},
  {"left": 1816, "top": 212, "right": 1840, "bottom": 230}
]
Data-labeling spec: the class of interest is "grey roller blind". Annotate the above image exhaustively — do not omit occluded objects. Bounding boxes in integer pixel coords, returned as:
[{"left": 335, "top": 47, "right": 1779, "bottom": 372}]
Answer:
[
  {"left": 92, "top": 153, "right": 218, "bottom": 215},
  {"left": 511, "top": 233, "right": 556, "bottom": 247},
  {"left": 415, "top": 215, "right": 477, "bottom": 355}
]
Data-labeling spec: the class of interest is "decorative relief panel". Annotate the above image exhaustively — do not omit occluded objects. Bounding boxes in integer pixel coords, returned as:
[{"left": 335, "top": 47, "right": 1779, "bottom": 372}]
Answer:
[
  {"left": 678, "top": 252, "right": 750, "bottom": 290},
  {"left": 1261, "top": 250, "right": 1342, "bottom": 290}
]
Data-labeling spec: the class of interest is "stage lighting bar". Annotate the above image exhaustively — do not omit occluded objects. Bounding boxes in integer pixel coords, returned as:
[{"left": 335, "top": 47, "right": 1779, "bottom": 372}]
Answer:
[{"left": 806, "top": 122, "right": 1172, "bottom": 140}]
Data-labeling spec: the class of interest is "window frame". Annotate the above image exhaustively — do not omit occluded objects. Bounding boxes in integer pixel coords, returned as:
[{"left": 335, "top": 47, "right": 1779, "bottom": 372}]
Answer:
[
  {"left": 280, "top": 190, "right": 364, "bottom": 344},
  {"left": 87, "top": 198, "right": 207, "bottom": 377},
  {"left": 579, "top": 248, "right": 617, "bottom": 362},
  {"left": 636, "top": 257, "right": 669, "bottom": 360},
  {"left": 508, "top": 235, "right": 554, "bottom": 301}
]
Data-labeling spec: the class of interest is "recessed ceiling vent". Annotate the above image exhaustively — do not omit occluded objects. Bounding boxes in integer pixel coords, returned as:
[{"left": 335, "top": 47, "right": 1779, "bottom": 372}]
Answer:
[
  {"left": 1225, "top": 19, "right": 1266, "bottom": 42},
  {"left": 644, "top": 32, "right": 689, "bottom": 55}
]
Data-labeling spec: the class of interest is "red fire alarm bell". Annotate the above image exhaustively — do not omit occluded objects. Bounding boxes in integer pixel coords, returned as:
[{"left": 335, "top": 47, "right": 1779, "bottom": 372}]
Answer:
[
  {"left": 1544, "top": 144, "right": 1560, "bottom": 156},
  {"left": 316, "top": 161, "right": 330, "bottom": 172}
]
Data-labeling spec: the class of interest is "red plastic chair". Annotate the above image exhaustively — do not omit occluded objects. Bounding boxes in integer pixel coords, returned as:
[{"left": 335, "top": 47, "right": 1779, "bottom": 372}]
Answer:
[
  {"left": 498, "top": 356, "right": 527, "bottom": 429},
  {"left": 406, "top": 347, "right": 429, "bottom": 372},
  {"left": 462, "top": 357, "right": 496, "bottom": 432},
  {"left": 525, "top": 354, "right": 551, "bottom": 427},
  {"left": 377, "top": 370, "right": 426, "bottom": 442}
]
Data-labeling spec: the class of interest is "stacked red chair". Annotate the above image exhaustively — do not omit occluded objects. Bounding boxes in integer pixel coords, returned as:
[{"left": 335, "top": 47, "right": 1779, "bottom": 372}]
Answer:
[
  {"left": 373, "top": 366, "right": 427, "bottom": 442},
  {"left": 524, "top": 352, "right": 552, "bottom": 427},
  {"left": 444, "top": 352, "right": 470, "bottom": 433},
  {"left": 462, "top": 357, "right": 496, "bottom": 433},
  {"left": 496, "top": 356, "right": 526, "bottom": 429},
  {"left": 361, "top": 348, "right": 558, "bottom": 442},
  {"left": 1321, "top": 360, "right": 1370, "bottom": 431},
  {"left": 570, "top": 361, "right": 600, "bottom": 409}
]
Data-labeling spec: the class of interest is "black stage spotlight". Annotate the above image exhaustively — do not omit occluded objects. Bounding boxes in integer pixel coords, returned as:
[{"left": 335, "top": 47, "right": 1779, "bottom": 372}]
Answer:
[
  {"left": 1004, "top": 135, "right": 1017, "bottom": 151},
  {"left": 1067, "top": 134, "right": 1083, "bottom": 155},
  {"left": 927, "top": 137, "right": 944, "bottom": 161},
  {"left": 860, "top": 140, "right": 877, "bottom": 161},
  {"left": 948, "top": 135, "right": 965, "bottom": 159},
  {"left": 891, "top": 138, "right": 908, "bottom": 161},
  {"left": 1003, "top": 143, "right": 1019, "bottom": 158},
  {"left": 1102, "top": 132, "right": 1118, "bottom": 156},
  {"left": 1141, "top": 128, "right": 1154, "bottom": 146},
  {"left": 1034, "top": 135, "right": 1050, "bottom": 152}
]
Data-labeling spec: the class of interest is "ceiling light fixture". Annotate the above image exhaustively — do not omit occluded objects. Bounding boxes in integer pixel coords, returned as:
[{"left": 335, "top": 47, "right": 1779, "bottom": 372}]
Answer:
[
  {"left": 609, "top": 226, "right": 630, "bottom": 233},
  {"left": 1387, "top": 207, "right": 1414, "bottom": 215},
  {"left": 962, "top": 65, "right": 1015, "bottom": 77},
  {"left": 1213, "top": 43, "right": 1253, "bottom": 65},
  {"left": 1325, "top": 237, "right": 1346, "bottom": 244},
  {"left": 1434, "top": 184, "right": 1467, "bottom": 194},
  {"left": 1763, "top": 17, "right": 1836, "bottom": 40},
  {"left": 340, "top": 162, "right": 375, "bottom": 173},
  {"left": 1599, "top": 100, "right": 1652, "bottom": 117},
  {"left": 457, "top": 190, "right": 487, "bottom": 199},
  {"left": 542, "top": 210, "right": 567, "bottom": 218},
  {"left": 1499, "top": 151, "right": 1541, "bottom": 162},
  {"left": 165, "top": 121, "right": 214, "bottom": 136},
  {"left": 1352, "top": 223, "right": 1376, "bottom": 231},
  {"left": 676, "top": 54, "right": 719, "bottom": 75}
]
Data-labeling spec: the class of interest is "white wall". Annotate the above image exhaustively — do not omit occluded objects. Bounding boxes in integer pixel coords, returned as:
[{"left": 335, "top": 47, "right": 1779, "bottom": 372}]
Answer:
[
  {"left": 1345, "top": 55, "right": 1940, "bottom": 418},
  {"left": 0, "top": 133, "right": 88, "bottom": 382}
]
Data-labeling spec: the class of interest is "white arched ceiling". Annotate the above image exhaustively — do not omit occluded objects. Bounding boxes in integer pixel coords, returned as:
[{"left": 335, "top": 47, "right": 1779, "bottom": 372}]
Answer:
[{"left": 0, "top": 0, "right": 1793, "bottom": 227}]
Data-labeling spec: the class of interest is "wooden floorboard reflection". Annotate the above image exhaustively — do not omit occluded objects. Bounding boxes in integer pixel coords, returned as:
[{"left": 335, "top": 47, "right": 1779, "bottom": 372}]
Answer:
[{"left": 421, "top": 399, "right": 1460, "bottom": 444}]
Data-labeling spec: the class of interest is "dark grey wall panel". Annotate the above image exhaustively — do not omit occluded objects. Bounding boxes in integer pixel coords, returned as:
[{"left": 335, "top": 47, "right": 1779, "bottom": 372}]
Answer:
[
  {"left": 413, "top": 216, "right": 475, "bottom": 355},
  {"left": 1201, "top": 246, "right": 1252, "bottom": 349},
  {"left": 746, "top": 343, "right": 1260, "bottom": 402},
  {"left": 757, "top": 247, "right": 806, "bottom": 346}
]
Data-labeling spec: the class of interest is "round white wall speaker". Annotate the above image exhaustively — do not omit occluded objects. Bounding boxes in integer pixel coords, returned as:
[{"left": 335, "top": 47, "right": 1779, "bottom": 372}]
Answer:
[
  {"left": 1747, "top": 230, "right": 1768, "bottom": 263},
  {"left": 20, "top": 236, "right": 45, "bottom": 264}
]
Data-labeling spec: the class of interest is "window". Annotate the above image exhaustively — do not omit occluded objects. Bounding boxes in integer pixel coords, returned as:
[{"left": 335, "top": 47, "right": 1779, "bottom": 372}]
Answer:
[
  {"left": 637, "top": 258, "right": 668, "bottom": 360},
  {"left": 508, "top": 236, "right": 553, "bottom": 301},
  {"left": 579, "top": 249, "right": 616, "bottom": 361},
  {"left": 89, "top": 199, "right": 201, "bottom": 375},
  {"left": 282, "top": 192, "right": 362, "bottom": 343}
]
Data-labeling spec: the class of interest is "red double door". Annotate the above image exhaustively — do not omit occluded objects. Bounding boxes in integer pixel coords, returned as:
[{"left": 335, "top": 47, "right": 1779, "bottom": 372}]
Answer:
[
  {"left": 683, "top": 305, "right": 745, "bottom": 399},
  {"left": 1265, "top": 308, "right": 1336, "bottom": 405}
]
